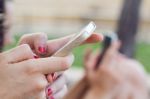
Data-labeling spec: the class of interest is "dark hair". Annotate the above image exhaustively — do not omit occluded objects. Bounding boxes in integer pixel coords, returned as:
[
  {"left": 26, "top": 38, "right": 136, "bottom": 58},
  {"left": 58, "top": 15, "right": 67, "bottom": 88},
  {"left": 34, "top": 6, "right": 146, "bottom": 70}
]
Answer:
[
  {"left": 116, "top": 0, "right": 142, "bottom": 58},
  {"left": 0, "top": 0, "right": 5, "bottom": 51}
]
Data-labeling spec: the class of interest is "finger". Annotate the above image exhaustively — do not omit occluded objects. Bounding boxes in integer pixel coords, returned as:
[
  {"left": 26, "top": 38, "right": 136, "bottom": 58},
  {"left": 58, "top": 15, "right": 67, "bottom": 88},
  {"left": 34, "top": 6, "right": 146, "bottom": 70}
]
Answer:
[
  {"left": 84, "top": 49, "right": 92, "bottom": 70},
  {"left": 107, "top": 41, "right": 121, "bottom": 53},
  {"left": 46, "top": 33, "right": 103, "bottom": 56},
  {"left": 46, "top": 74, "right": 54, "bottom": 83},
  {"left": 18, "top": 33, "right": 48, "bottom": 55},
  {"left": 3, "top": 44, "right": 35, "bottom": 63},
  {"left": 46, "top": 75, "right": 67, "bottom": 98},
  {"left": 83, "top": 33, "right": 103, "bottom": 44},
  {"left": 47, "top": 72, "right": 58, "bottom": 83},
  {"left": 52, "top": 85, "right": 68, "bottom": 99},
  {"left": 84, "top": 48, "right": 93, "bottom": 62},
  {"left": 85, "top": 50, "right": 100, "bottom": 72},
  {"left": 113, "top": 83, "right": 132, "bottom": 99},
  {"left": 18, "top": 54, "right": 74, "bottom": 74},
  {"left": 46, "top": 74, "right": 67, "bottom": 94},
  {"left": 92, "top": 67, "right": 122, "bottom": 90}
]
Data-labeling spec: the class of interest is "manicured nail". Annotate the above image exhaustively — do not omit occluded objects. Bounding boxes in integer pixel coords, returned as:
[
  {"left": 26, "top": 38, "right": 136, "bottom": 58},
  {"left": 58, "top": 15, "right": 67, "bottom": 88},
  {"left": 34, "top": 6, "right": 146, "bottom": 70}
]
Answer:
[
  {"left": 38, "top": 46, "right": 46, "bottom": 53},
  {"left": 50, "top": 96, "right": 54, "bottom": 99},
  {"left": 47, "top": 88, "right": 53, "bottom": 96},
  {"left": 49, "top": 96, "right": 54, "bottom": 99},
  {"left": 33, "top": 55, "right": 39, "bottom": 59}
]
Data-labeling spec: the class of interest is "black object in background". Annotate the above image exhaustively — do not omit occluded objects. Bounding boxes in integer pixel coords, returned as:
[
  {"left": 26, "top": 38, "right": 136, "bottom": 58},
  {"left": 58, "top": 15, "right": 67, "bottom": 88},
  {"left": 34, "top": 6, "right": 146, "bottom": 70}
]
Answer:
[
  {"left": 95, "top": 36, "right": 112, "bottom": 69},
  {"left": 116, "top": 0, "right": 142, "bottom": 58},
  {"left": 0, "top": 0, "right": 5, "bottom": 51}
]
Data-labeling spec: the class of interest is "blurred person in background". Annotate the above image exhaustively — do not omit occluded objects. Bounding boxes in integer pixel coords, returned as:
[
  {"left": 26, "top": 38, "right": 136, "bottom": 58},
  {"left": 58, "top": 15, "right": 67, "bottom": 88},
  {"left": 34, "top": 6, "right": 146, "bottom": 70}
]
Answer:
[
  {"left": 4, "top": 0, "right": 14, "bottom": 45},
  {"left": 64, "top": 41, "right": 148, "bottom": 99},
  {"left": 0, "top": 0, "right": 5, "bottom": 51},
  {"left": 0, "top": 0, "right": 14, "bottom": 51},
  {"left": 117, "top": 0, "right": 141, "bottom": 58}
]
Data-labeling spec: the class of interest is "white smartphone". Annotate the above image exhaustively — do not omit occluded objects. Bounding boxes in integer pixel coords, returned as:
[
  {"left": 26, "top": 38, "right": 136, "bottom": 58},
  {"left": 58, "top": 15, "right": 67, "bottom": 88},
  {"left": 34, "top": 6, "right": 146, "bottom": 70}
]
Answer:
[{"left": 53, "top": 21, "right": 96, "bottom": 57}]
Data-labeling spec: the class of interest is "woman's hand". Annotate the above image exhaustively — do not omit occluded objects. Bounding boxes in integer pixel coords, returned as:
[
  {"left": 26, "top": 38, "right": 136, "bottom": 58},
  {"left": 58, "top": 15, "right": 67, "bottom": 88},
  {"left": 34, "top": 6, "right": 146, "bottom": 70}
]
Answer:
[
  {"left": 46, "top": 74, "right": 68, "bottom": 99},
  {"left": 0, "top": 44, "right": 74, "bottom": 99},
  {"left": 18, "top": 33, "right": 103, "bottom": 80},
  {"left": 18, "top": 32, "right": 103, "bottom": 98},
  {"left": 83, "top": 42, "right": 148, "bottom": 99}
]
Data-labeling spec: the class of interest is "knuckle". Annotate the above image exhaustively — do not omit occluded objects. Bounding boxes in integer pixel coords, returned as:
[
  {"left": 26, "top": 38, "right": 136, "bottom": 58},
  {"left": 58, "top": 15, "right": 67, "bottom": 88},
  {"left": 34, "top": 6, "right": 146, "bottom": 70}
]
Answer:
[
  {"left": 21, "top": 44, "right": 33, "bottom": 56},
  {"left": 20, "top": 34, "right": 27, "bottom": 40},
  {"left": 36, "top": 32, "right": 47, "bottom": 39},
  {"left": 24, "top": 60, "right": 37, "bottom": 74},
  {"left": 21, "top": 44, "right": 31, "bottom": 51},
  {"left": 34, "top": 80, "right": 47, "bottom": 91},
  {"left": 19, "top": 34, "right": 30, "bottom": 42}
]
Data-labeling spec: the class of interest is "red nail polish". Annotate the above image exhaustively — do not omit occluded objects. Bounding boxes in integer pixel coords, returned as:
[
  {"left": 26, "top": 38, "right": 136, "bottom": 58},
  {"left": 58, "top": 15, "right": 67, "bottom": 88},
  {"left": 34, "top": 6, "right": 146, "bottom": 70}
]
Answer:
[
  {"left": 48, "top": 92, "right": 51, "bottom": 96},
  {"left": 34, "top": 55, "right": 39, "bottom": 59},
  {"left": 47, "top": 88, "right": 53, "bottom": 96},
  {"left": 38, "top": 46, "right": 46, "bottom": 53},
  {"left": 50, "top": 96, "right": 54, "bottom": 99}
]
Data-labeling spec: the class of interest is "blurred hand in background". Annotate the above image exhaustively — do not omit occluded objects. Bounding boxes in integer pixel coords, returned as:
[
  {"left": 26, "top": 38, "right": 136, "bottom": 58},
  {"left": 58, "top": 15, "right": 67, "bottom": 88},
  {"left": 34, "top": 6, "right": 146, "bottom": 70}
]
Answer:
[{"left": 84, "top": 41, "right": 148, "bottom": 99}]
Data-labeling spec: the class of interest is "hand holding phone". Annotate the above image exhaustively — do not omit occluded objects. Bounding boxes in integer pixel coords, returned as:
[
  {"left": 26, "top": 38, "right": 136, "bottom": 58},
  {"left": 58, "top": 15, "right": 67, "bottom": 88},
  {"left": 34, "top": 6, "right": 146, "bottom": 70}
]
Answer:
[
  {"left": 53, "top": 22, "right": 96, "bottom": 57},
  {"left": 52, "top": 22, "right": 96, "bottom": 79},
  {"left": 46, "top": 22, "right": 96, "bottom": 99}
]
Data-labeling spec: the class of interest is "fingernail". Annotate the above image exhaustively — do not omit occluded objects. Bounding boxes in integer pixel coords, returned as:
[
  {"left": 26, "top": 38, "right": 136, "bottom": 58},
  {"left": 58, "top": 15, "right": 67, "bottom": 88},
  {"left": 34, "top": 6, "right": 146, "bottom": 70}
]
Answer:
[
  {"left": 47, "top": 88, "right": 53, "bottom": 96},
  {"left": 38, "top": 46, "right": 46, "bottom": 53},
  {"left": 49, "top": 96, "right": 54, "bottom": 99},
  {"left": 33, "top": 55, "right": 39, "bottom": 59}
]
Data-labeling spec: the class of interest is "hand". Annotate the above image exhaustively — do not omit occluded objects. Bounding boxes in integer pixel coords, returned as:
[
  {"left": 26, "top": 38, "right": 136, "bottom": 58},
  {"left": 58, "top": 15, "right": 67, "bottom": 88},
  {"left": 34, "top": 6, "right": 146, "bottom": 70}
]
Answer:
[
  {"left": 83, "top": 42, "right": 148, "bottom": 99},
  {"left": 18, "top": 33, "right": 103, "bottom": 82},
  {"left": 0, "top": 44, "right": 74, "bottom": 99},
  {"left": 18, "top": 32, "right": 103, "bottom": 98},
  {"left": 46, "top": 74, "right": 68, "bottom": 99}
]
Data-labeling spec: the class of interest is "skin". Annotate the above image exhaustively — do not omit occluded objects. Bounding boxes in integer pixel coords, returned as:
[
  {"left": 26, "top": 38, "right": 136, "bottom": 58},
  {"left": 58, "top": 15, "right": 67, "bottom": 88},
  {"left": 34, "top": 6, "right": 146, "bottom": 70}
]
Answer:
[
  {"left": 18, "top": 32, "right": 103, "bottom": 99},
  {"left": 0, "top": 44, "right": 75, "bottom": 99},
  {"left": 83, "top": 42, "right": 148, "bottom": 99},
  {"left": 0, "top": 33, "right": 103, "bottom": 99},
  {"left": 18, "top": 33, "right": 103, "bottom": 82},
  {"left": 18, "top": 33, "right": 103, "bottom": 56}
]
